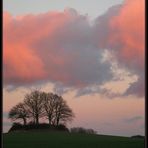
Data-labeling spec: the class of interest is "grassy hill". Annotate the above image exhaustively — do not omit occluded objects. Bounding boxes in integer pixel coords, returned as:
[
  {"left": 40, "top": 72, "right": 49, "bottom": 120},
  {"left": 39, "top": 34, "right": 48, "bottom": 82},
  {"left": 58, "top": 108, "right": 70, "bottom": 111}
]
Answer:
[{"left": 3, "top": 132, "right": 145, "bottom": 148}]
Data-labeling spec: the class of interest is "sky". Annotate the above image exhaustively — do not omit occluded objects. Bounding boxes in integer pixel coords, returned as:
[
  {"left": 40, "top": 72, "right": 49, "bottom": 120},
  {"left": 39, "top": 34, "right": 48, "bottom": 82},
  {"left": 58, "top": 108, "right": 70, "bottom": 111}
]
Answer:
[
  {"left": 3, "top": 0, "right": 145, "bottom": 136},
  {"left": 3, "top": 0, "right": 123, "bottom": 19}
]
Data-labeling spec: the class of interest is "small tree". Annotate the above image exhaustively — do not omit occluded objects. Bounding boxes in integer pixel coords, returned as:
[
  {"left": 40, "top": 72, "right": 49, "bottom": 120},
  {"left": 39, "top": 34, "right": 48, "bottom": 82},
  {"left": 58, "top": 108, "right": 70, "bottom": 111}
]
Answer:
[
  {"left": 8, "top": 103, "right": 29, "bottom": 125},
  {"left": 24, "top": 90, "right": 45, "bottom": 124}
]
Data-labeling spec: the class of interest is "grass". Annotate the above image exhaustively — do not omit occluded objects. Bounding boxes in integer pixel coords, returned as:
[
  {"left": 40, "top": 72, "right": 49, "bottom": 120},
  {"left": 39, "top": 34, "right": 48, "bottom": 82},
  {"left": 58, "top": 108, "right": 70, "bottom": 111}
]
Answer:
[{"left": 3, "top": 131, "right": 145, "bottom": 148}]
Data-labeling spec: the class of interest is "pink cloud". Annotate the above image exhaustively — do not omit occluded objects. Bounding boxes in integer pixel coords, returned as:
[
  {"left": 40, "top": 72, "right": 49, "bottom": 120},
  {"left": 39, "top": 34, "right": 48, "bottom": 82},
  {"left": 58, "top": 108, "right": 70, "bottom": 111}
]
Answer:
[
  {"left": 108, "top": 0, "right": 145, "bottom": 97},
  {"left": 3, "top": 12, "right": 52, "bottom": 85},
  {"left": 3, "top": 9, "right": 110, "bottom": 88},
  {"left": 109, "top": 0, "right": 145, "bottom": 70},
  {"left": 3, "top": 0, "right": 145, "bottom": 97},
  {"left": 94, "top": 0, "right": 145, "bottom": 96}
]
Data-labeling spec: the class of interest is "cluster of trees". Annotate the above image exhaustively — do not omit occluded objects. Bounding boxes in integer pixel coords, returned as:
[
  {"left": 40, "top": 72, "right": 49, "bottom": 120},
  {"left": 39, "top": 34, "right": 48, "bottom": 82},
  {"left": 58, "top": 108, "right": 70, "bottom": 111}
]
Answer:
[
  {"left": 70, "top": 127, "right": 97, "bottom": 134},
  {"left": 9, "top": 90, "right": 75, "bottom": 126}
]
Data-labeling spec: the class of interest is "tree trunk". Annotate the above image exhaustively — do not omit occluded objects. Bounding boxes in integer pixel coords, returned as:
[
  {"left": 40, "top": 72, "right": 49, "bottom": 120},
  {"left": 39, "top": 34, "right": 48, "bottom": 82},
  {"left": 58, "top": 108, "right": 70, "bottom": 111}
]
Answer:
[
  {"left": 36, "top": 114, "right": 39, "bottom": 124},
  {"left": 48, "top": 116, "right": 51, "bottom": 125},
  {"left": 23, "top": 118, "right": 27, "bottom": 126},
  {"left": 56, "top": 117, "right": 59, "bottom": 126}
]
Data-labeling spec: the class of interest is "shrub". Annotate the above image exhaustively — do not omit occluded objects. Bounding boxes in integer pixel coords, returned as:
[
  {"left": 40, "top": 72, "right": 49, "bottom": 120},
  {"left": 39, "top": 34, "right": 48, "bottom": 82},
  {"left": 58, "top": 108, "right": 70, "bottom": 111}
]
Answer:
[
  {"left": 9, "top": 123, "right": 23, "bottom": 132},
  {"left": 70, "top": 127, "right": 97, "bottom": 134},
  {"left": 8, "top": 123, "right": 69, "bottom": 132},
  {"left": 56, "top": 124, "right": 69, "bottom": 132}
]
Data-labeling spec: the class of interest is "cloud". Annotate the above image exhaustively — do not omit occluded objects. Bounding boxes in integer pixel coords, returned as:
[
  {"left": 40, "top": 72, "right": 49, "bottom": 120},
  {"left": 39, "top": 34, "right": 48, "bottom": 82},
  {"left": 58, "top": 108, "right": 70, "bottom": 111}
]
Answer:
[
  {"left": 110, "top": 0, "right": 145, "bottom": 70},
  {"left": 109, "top": 0, "right": 145, "bottom": 97},
  {"left": 124, "top": 74, "right": 145, "bottom": 97},
  {"left": 94, "top": 0, "right": 144, "bottom": 71},
  {"left": 3, "top": 0, "right": 145, "bottom": 97},
  {"left": 124, "top": 116, "right": 143, "bottom": 123},
  {"left": 3, "top": 8, "right": 112, "bottom": 91},
  {"left": 94, "top": 0, "right": 145, "bottom": 96}
]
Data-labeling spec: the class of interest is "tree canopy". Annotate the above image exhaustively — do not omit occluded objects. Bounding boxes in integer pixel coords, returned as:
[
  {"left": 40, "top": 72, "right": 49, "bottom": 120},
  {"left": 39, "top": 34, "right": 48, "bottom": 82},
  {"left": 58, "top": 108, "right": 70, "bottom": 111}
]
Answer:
[
  {"left": 9, "top": 102, "right": 29, "bottom": 125},
  {"left": 8, "top": 90, "right": 75, "bottom": 126}
]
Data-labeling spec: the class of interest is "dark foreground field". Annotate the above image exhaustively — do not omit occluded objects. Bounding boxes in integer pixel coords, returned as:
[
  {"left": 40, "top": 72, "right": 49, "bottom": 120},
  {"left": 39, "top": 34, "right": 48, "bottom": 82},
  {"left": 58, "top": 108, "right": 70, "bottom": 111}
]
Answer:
[{"left": 3, "top": 132, "right": 145, "bottom": 148}]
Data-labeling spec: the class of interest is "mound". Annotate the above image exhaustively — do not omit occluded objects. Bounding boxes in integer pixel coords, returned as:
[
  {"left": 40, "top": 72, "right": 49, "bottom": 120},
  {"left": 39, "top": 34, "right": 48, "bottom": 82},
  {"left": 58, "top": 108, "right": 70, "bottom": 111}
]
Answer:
[{"left": 8, "top": 123, "right": 69, "bottom": 133}]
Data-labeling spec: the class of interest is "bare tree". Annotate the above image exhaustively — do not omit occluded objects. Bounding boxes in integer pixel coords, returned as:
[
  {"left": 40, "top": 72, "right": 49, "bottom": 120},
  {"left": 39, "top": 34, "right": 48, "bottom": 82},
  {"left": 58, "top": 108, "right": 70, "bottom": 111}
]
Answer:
[
  {"left": 42, "top": 92, "right": 57, "bottom": 125},
  {"left": 53, "top": 95, "right": 75, "bottom": 126},
  {"left": 24, "top": 90, "right": 44, "bottom": 124},
  {"left": 8, "top": 103, "right": 29, "bottom": 125},
  {"left": 9, "top": 90, "right": 75, "bottom": 127}
]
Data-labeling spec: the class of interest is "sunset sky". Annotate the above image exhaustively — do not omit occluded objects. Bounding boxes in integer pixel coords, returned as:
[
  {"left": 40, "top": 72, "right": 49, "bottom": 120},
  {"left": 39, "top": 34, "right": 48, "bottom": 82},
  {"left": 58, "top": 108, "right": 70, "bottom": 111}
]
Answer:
[{"left": 3, "top": 0, "right": 145, "bottom": 136}]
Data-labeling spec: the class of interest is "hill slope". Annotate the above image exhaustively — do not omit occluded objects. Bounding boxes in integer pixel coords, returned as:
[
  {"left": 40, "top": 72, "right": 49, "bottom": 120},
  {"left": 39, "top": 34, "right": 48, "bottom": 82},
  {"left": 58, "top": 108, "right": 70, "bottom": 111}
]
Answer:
[{"left": 3, "top": 132, "right": 145, "bottom": 148}]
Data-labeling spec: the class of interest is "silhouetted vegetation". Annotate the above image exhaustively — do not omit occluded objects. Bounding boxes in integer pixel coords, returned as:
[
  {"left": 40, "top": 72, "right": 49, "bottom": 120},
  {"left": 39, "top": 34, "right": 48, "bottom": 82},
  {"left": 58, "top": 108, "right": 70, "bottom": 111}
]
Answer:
[
  {"left": 8, "top": 103, "right": 29, "bottom": 125},
  {"left": 8, "top": 123, "right": 23, "bottom": 132},
  {"left": 8, "top": 90, "right": 98, "bottom": 135},
  {"left": 70, "top": 127, "right": 97, "bottom": 134},
  {"left": 8, "top": 90, "right": 75, "bottom": 131},
  {"left": 9, "top": 122, "right": 69, "bottom": 133},
  {"left": 42, "top": 92, "right": 74, "bottom": 126},
  {"left": 24, "top": 90, "right": 45, "bottom": 125},
  {"left": 131, "top": 135, "right": 145, "bottom": 139}
]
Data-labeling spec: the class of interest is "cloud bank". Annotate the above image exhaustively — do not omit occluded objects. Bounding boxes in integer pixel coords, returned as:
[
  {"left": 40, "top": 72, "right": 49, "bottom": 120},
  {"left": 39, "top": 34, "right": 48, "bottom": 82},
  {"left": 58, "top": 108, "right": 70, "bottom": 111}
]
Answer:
[{"left": 3, "top": 0, "right": 145, "bottom": 97}]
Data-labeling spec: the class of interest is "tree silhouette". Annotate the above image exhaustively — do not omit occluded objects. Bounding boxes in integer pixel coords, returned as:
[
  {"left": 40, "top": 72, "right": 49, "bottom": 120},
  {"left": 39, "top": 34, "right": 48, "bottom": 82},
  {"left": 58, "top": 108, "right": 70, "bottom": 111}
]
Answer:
[
  {"left": 24, "top": 90, "right": 45, "bottom": 124},
  {"left": 8, "top": 90, "right": 75, "bottom": 127},
  {"left": 53, "top": 95, "right": 75, "bottom": 126},
  {"left": 8, "top": 103, "right": 29, "bottom": 125},
  {"left": 42, "top": 92, "right": 57, "bottom": 125},
  {"left": 42, "top": 93, "right": 75, "bottom": 126}
]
